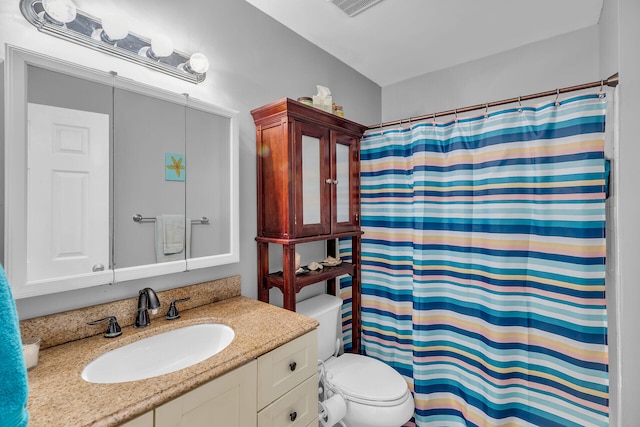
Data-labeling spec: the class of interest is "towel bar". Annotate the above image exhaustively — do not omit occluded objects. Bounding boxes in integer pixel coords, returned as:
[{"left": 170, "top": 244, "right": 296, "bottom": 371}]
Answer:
[{"left": 132, "top": 214, "right": 210, "bottom": 224}]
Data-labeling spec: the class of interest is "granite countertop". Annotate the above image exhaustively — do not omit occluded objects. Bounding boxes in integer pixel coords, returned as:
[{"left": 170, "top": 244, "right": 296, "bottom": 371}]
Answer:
[{"left": 26, "top": 296, "right": 318, "bottom": 427}]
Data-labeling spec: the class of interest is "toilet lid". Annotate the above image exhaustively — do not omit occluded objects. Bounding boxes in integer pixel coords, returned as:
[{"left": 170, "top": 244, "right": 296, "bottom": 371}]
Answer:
[{"left": 325, "top": 354, "right": 409, "bottom": 404}]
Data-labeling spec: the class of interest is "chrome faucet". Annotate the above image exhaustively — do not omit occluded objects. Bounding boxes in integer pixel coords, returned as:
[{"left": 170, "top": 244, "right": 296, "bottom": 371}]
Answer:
[{"left": 135, "top": 287, "right": 161, "bottom": 328}]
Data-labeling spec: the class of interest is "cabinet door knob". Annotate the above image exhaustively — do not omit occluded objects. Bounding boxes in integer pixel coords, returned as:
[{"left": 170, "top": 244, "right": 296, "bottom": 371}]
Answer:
[
  {"left": 289, "top": 411, "right": 297, "bottom": 422},
  {"left": 325, "top": 178, "right": 333, "bottom": 184},
  {"left": 333, "top": 179, "right": 339, "bottom": 185},
  {"left": 289, "top": 361, "right": 297, "bottom": 371}
]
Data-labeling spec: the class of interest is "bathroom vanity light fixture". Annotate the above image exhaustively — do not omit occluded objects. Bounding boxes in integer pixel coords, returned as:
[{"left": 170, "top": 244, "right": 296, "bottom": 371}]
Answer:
[{"left": 19, "top": 0, "right": 209, "bottom": 83}]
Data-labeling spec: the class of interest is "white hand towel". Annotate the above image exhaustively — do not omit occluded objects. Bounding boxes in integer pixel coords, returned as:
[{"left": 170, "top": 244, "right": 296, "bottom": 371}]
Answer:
[{"left": 155, "top": 215, "right": 191, "bottom": 262}]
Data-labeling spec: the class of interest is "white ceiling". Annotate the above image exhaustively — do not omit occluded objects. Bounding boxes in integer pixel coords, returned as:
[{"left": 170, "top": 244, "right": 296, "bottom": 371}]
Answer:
[{"left": 245, "top": 0, "right": 604, "bottom": 87}]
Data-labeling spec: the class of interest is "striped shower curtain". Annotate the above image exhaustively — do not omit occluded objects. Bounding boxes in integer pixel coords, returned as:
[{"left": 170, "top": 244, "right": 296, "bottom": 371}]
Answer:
[{"left": 354, "top": 93, "right": 609, "bottom": 427}]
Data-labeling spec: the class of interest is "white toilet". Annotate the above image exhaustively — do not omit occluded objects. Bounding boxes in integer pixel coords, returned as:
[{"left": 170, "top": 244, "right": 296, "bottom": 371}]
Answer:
[{"left": 297, "top": 294, "right": 415, "bottom": 427}]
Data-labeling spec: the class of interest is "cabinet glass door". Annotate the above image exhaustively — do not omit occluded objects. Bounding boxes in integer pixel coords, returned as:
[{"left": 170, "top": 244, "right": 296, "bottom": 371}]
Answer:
[
  {"left": 302, "top": 135, "right": 321, "bottom": 225},
  {"left": 295, "top": 122, "right": 330, "bottom": 236},
  {"left": 332, "top": 133, "right": 360, "bottom": 233},
  {"left": 335, "top": 143, "right": 350, "bottom": 223}
]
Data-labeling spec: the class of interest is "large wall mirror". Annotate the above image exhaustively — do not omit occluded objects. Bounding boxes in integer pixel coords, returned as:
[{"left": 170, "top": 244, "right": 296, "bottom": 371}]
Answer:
[{"left": 4, "top": 46, "right": 239, "bottom": 298}]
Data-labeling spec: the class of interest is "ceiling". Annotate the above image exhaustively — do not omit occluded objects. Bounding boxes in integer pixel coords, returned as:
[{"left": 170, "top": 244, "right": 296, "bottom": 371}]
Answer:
[{"left": 245, "top": 0, "right": 604, "bottom": 87}]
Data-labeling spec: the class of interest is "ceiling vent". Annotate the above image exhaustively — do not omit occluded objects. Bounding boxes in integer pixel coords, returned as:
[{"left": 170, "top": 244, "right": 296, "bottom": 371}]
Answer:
[{"left": 329, "top": 0, "right": 385, "bottom": 17}]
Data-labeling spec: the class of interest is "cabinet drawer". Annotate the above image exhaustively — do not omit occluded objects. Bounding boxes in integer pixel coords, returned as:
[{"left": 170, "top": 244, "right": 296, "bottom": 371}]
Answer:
[
  {"left": 258, "top": 374, "right": 318, "bottom": 427},
  {"left": 120, "top": 411, "right": 153, "bottom": 427},
  {"left": 258, "top": 330, "right": 317, "bottom": 409}
]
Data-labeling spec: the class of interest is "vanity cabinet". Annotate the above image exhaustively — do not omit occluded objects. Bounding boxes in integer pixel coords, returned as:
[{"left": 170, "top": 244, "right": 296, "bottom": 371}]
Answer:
[
  {"left": 120, "top": 330, "right": 317, "bottom": 427},
  {"left": 251, "top": 98, "right": 365, "bottom": 352}
]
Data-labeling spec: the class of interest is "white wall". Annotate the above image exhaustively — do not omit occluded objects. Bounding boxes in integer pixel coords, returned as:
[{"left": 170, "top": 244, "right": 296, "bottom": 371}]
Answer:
[
  {"left": 609, "top": 0, "right": 640, "bottom": 425},
  {"left": 381, "top": 25, "right": 601, "bottom": 122},
  {"left": 599, "top": 0, "right": 620, "bottom": 425},
  {"left": 0, "top": 0, "right": 381, "bottom": 318}
]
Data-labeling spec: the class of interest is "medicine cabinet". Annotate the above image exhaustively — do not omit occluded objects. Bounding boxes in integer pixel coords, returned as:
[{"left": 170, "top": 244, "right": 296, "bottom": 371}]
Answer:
[{"left": 4, "top": 46, "right": 239, "bottom": 298}]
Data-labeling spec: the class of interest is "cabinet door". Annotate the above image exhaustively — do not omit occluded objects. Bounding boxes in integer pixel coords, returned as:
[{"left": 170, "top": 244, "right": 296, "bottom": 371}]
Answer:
[
  {"left": 332, "top": 132, "right": 360, "bottom": 233},
  {"left": 294, "top": 121, "right": 331, "bottom": 237},
  {"left": 155, "top": 360, "right": 257, "bottom": 427}
]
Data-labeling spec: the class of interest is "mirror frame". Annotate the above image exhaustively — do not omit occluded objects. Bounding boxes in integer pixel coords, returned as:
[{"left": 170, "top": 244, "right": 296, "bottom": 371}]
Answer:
[{"left": 4, "top": 45, "right": 240, "bottom": 298}]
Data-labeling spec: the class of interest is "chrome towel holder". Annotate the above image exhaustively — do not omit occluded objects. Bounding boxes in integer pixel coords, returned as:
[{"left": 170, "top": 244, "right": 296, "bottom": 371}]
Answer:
[{"left": 132, "top": 214, "right": 210, "bottom": 224}]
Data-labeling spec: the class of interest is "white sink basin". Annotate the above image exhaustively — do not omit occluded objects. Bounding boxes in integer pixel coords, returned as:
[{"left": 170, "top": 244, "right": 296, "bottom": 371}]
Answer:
[{"left": 81, "top": 323, "right": 234, "bottom": 384}]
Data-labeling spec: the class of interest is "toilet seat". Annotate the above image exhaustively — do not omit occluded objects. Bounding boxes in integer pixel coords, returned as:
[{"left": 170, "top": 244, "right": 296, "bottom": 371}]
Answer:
[{"left": 324, "top": 353, "right": 411, "bottom": 406}]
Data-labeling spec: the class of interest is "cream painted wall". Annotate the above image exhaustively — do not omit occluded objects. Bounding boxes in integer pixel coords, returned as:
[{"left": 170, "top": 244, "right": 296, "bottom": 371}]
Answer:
[{"left": 0, "top": 0, "right": 381, "bottom": 319}]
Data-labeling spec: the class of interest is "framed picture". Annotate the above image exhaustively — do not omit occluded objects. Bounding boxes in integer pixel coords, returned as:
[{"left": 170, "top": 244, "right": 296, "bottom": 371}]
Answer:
[{"left": 165, "top": 153, "right": 185, "bottom": 181}]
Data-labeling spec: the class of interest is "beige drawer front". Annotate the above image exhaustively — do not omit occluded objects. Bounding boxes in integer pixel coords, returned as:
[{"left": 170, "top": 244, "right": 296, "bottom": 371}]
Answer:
[
  {"left": 120, "top": 411, "right": 153, "bottom": 427},
  {"left": 258, "top": 330, "right": 318, "bottom": 409},
  {"left": 258, "top": 374, "right": 318, "bottom": 427},
  {"left": 306, "top": 418, "right": 319, "bottom": 427}
]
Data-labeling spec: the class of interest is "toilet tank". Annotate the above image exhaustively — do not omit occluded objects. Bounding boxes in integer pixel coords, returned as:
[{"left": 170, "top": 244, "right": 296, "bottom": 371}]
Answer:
[{"left": 297, "top": 294, "right": 343, "bottom": 361}]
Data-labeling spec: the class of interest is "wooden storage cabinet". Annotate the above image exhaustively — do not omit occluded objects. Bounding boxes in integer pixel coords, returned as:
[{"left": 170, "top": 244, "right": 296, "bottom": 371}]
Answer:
[
  {"left": 252, "top": 98, "right": 366, "bottom": 352},
  {"left": 255, "top": 117, "right": 361, "bottom": 239}
]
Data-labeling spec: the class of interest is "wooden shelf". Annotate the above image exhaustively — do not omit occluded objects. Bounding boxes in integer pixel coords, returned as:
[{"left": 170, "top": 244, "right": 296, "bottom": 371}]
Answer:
[
  {"left": 256, "top": 231, "right": 363, "bottom": 245},
  {"left": 265, "top": 263, "right": 356, "bottom": 294}
]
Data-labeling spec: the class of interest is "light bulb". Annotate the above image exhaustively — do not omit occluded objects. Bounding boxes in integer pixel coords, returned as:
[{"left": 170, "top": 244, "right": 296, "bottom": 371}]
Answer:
[
  {"left": 101, "top": 13, "right": 129, "bottom": 41},
  {"left": 42, "top": 0, "right": 77, "bottom": 24},
  {"left": 150, "top": 35, "right": 174, "bottom": 58},
  {"left": 187, "top": 53, "right": 209, "bottom": 74}
]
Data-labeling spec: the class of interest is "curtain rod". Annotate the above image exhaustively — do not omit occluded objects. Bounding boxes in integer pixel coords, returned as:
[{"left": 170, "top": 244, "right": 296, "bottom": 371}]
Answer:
[{"left": 368, "top": 72, "right": 619, "bottom": 130}]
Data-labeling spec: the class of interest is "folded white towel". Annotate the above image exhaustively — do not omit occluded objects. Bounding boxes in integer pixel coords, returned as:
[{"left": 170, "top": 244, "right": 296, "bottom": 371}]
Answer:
[
  {"left": 155, "top": 215, "right": 191, "bottom": 262},
  {"left": 161, "top": 215, "right": 185, "bottom": 254}
]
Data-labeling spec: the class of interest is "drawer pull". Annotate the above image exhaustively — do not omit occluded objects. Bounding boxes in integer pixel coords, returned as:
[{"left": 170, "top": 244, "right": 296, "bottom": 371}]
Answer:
[
  {"left": 289, "top": 361, "right": 297, "bottom": 372},
  {"left": 289, "top": 411, "right": 297, "bottom": 422}
]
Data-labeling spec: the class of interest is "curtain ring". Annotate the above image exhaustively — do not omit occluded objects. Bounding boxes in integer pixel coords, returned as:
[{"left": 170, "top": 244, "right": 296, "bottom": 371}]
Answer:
[
  {"left": 432, "top": 113, "right": 436, "bottom": 127},
  {"left": 599, "top": 79, "right": 605, "bottom": 98},
  {"left": 554, "top": 89, "right": 560, "bottom": 107},
  {"left": 454, "top": 109, "right": 458, "bottom": 123},
  {"left": 408, "top": 116, "right": 413, "bottom": 129},
  {"left": 484, "top": 103, "right": 489, "bottom": 118},
  {"left": 518, "top": 96, "right": 523, "bottom": 113}
]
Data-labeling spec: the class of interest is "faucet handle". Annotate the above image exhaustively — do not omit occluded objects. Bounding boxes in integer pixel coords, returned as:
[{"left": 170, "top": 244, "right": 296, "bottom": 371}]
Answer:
[
  {"left": 166, "top": 297, "right": 191, "bottom": 320},
  {"left": 88, "top": 316, "right": 122, "bottom": 338}
]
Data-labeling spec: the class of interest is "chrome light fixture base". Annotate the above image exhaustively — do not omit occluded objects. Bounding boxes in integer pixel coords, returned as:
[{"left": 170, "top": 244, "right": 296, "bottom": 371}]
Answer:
[{"left": 19, "top": 0, "right": 207, "bottom": 84}]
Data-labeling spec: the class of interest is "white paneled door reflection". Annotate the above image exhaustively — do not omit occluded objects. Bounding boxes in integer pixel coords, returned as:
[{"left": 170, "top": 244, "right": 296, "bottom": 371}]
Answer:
[{"left": 27, "top": 103, "right": 109, "bottom": 282}]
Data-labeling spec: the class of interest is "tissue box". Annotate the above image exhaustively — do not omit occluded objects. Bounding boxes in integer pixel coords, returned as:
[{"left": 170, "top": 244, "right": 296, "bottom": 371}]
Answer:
[{"left": 312, "top": 95, "right": 333, "bottom": 113}]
